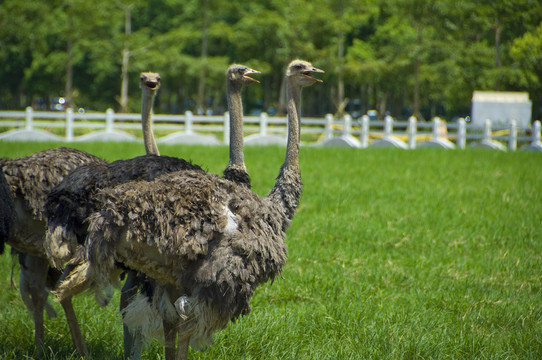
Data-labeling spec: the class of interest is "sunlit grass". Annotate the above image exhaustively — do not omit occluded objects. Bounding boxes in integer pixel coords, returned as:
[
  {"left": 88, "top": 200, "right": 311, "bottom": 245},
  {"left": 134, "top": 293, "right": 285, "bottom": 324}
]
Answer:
[{"left": 0, "top": 142, "right": 541, "bottom": 359}]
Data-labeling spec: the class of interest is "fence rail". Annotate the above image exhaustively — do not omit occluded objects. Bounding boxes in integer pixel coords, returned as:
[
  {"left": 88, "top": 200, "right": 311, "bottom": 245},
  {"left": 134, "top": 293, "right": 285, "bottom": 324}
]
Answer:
[{"left": 0, "top": 107, "right": 540, "bottom": 151}]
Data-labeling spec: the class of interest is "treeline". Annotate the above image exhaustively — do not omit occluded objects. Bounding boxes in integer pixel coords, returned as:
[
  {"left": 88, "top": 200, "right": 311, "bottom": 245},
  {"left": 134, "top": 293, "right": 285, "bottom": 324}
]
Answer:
[{"left": 1, "top": 0, "right": 541, "bottom": 120}]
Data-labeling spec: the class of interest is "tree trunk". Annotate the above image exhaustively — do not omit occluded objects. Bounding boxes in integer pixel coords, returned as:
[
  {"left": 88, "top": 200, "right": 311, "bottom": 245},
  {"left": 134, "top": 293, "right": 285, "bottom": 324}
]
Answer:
[
  {"left": 120, "top": 49, "right": 130, "bottom": 113},
  {"left": 336, "top": 0, "right": 345, "bottom": 117},
  {"left": 119, "top": 5, "right": 132, "bottom": 113},
  {"left": 337, "top": 31, "right": 345, "bottom": 113},
  {"left": 65, "top": 36, "right": 73, "bottom": 108},
  {"left": 196, "top": 0, "right": 209, "bottom": 114},
  {"left": 413, "top": 25, "right": 422, "bottom": 120},
  {"left": 65, "top": 6, "right": 74, "bottom": 109},
  {"left": 493, "top": 21, "right": 502, "bottom": 91}
]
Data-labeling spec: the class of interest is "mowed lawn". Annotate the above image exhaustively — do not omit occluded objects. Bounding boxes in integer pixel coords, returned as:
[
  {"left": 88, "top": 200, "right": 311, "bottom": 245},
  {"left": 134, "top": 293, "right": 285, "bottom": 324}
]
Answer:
[{"left": 0, "top": 142, "right": 541, "bottom": 359}]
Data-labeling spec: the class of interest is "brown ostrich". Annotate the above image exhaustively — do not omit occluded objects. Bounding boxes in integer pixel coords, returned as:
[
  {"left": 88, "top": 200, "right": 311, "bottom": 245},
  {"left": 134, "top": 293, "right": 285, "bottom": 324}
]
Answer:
[
  {"left": 55, "top": 59, "right": 323, "bottom": 360},
  {"left": 121, "top": 65, "right": 261, "bottom": 359},
  {"left": 0, "top": 147, "right": 105, "bottom": 358},
  {"left": 119, "top": 64, "right": 261, "bottom": 358}
]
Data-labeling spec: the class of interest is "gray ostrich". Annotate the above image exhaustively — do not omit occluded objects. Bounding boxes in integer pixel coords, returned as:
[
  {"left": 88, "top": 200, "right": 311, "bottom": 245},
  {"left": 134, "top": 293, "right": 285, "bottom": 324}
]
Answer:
[
  {"left": 56, "top": 59, "right": 323, "bottom": 360},
  {"left": 0, "top": 147, "right": 105, "bottom": 357}
]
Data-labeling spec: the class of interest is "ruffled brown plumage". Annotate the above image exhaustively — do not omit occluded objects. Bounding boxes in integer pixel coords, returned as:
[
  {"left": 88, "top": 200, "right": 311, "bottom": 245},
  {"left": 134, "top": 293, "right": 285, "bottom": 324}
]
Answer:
[{"left": 86, "top": 169, "right": 288, "bottom": 319}]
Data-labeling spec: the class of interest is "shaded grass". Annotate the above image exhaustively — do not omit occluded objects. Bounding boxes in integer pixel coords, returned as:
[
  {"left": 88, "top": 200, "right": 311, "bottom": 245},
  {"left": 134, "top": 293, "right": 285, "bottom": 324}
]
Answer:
[{"left": 0, "top": 142, "right": 541, "bottom": 359}]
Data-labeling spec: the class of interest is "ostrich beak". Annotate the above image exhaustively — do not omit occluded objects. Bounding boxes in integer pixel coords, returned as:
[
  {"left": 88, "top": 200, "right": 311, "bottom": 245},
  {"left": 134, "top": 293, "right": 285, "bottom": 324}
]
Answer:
[
  {"left": 145, "top": 81, "right": 160, "bottom": 89},
  {"left": 302, "top": 67, "right": 324, "bottom": 83},
  {"left": 243, "top": 69, "right": 261, "bottom": 84}
]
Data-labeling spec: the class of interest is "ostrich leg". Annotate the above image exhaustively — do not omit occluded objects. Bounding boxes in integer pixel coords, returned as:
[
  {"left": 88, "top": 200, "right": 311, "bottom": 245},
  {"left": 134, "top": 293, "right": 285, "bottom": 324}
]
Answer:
[
  {"left": 121, "top": 271, "right": 138, "bottom": 356},
  {"left": 60, "top": 296, "right": 89, "bottom": 358},
  {"left": 129, "top": 328, "right": 144, "bottom": 360},
  {"left": 163, "top": 318, "right": 177, "bottom": 360},
  {"left": 19, "top": 255, "right": 50, "bottom": 357},
  {"left": 176, "top": 332, "right": 190, "bottom": 360}
]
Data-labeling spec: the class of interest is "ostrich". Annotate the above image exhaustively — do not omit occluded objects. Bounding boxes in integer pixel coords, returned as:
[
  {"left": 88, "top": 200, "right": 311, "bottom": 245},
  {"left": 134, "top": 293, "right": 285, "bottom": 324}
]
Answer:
[
  {"left": 0, "top": 147, "right": 106, "bottom": 357},
  {"left": 119, "top": 64, "right": 261, "bottom": 357},
  {"left": 45, "top": 71, "right": 163, "bottom": 265},
  {"left": 44, "top": 71, "right": 200, "bottom": 357},
  {"left": 46, "top": 66, "right": 261, "bottom": 358},
  {"left": 55, "top": 59, "right": 323, "bottom": 360}
]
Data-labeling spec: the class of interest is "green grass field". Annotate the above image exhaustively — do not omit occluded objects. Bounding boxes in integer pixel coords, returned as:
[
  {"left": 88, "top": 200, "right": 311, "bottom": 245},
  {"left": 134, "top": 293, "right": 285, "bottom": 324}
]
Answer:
[{"left": 0, "top": 142, "right": 541, "bottom": 359}]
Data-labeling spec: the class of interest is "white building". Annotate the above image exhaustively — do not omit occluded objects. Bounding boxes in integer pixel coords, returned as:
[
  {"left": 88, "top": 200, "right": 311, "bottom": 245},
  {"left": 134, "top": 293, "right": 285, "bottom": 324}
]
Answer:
[{"left": 471, "top": 91, "right": 532, "bottom": 128}]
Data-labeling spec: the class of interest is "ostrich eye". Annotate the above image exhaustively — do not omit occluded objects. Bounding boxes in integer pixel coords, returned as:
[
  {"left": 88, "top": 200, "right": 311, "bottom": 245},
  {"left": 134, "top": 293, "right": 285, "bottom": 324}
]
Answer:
[
  {"left": 293, "top": 64, "right": 303, "bottom": 70},
  {"left": 140, "top": 75, "right": 145, "bottom": 80},
  {"left": 156, "top": 76, "right": 161, "bottom": 81},
  {"left": 237, "top": 67, "right": 247, "bottom": 74}
]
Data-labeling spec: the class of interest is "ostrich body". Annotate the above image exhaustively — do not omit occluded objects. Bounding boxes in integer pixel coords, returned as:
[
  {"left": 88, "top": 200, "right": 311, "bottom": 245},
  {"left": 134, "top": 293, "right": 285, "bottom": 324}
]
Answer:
[
  {"left": 56, "top": 60, "right": 323, "bottom": 360},
  {"left": 0, "top": 147, "right": 105, "bottom": 357}
]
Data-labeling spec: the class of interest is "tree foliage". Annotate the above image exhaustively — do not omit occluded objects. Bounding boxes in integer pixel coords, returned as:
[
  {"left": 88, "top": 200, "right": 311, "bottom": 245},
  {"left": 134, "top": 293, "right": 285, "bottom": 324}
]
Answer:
[{"left": 1, "top": 0, "right": 541, "bottom": 120}]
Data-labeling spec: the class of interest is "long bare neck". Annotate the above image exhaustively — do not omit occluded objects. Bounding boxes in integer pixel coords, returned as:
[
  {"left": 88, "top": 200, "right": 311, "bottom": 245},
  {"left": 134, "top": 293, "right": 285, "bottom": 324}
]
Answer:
[
  {"left": 142, "top": 88, "right": 160, "bottom": 155},
  {"left": 223, "top": 81, "right": 251, "bottom": 187},
  {"left": 284, "top": 78, "right": 301, "bottom": 169},
  {"left": 266, "top": 77, "right": 302, "bottom": 220},
  {"left": 226, "top": 81, "right": 245, "bottom": 169}
]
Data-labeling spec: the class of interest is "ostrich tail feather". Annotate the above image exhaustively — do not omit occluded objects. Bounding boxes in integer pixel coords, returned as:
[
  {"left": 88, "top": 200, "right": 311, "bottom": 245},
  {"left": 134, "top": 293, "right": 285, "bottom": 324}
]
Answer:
[{"left": 53, "top": 261, "right": 92, "bottom": 302}]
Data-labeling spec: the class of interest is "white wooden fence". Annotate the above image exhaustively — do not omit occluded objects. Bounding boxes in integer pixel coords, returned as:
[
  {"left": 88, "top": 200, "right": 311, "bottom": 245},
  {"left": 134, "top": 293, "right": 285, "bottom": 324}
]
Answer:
[{"left": 0, "top": 107, "right": 540, "bottom": 151}]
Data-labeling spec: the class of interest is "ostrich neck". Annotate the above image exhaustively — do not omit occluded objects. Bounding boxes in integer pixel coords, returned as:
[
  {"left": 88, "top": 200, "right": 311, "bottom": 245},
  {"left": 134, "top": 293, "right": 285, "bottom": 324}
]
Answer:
[
  {"left": 266, "top": 78, "right": 302, "bottom": 221},
  {"left": 284, "top": 80, "right": 301, "bottom": 169},
  {"left": 226, "top": 82, "right": 245, "bottom": 169},
  {"left": 142, "top": 89, "right": 160, "bottom": 156}
]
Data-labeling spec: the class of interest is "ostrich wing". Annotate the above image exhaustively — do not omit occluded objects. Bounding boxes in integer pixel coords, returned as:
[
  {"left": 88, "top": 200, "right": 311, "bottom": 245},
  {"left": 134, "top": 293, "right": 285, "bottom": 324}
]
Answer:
[
  {"left": 2, "top": 147, "right": 104, "bottom": 221},
  {"left": 45, "top": 154, "right": 203, "bottom": 266}
]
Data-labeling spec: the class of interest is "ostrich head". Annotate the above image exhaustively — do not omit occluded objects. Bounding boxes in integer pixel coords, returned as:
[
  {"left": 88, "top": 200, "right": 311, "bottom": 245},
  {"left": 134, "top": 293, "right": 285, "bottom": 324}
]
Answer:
[
  {"left": 227, "top": 65, "right": 261, "bottom": 86},
  {"left": 140, "top": 72, "right": 161, "bottom": 91},
  {"left": 286, "top": 60, "right": 324, "bottom": 86}
]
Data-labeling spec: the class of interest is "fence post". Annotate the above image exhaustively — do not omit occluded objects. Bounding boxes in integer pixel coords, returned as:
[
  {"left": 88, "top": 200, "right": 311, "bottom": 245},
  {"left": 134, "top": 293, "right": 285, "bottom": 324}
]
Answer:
[
  {"left": 185, "top": 111, "right": 194, "bottom": 134},
  {"left": 105, "top": 108, "right": 114, "bottom": 132},
  {"left": 384, "top": 115, "right": 393, "bottom": 138},
  {"left": 66, "top": 108, "right": 74, "bottom": 141},
  {"left": 533, "top": 120, "right": 541, "bottom": 144},
  {"left": 408, "top": 116, "right": 417, "bottom": 149},
  {"left": 260, "top": 112, "right": 268, "bottom": 135},
  {"left": 25, "top": 106, "right": 33, "bottom": 130},
  {"left": 343, "top": 114, "right": 352, "bottom": 136},
  {"left": 324, "top": 114, "right": 333, "bottom": 140},
  {"left": 457, "top": 118, "right": 466, "bottom": 149},
  {"left": 483, "top": 118, "right": 492, "bottom": 142},
  {"left": 509, "top": 119, "right": 517, "bottom": 151},
  {"left": 223, "top": 111, "right": 230, "bottom": 145},
  {"left": 360, "top": 115, "right": 369, "bottom": 148},
  {"left": 433, "top": 117, "right": 441, "bottom": 140}
]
